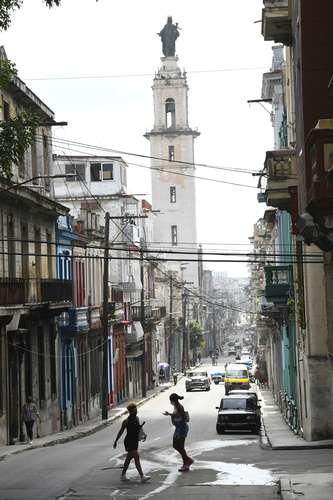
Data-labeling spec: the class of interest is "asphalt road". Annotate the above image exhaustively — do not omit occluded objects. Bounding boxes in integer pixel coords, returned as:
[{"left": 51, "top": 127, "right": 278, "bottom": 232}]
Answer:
[{"left": 1, "top": 360, "right": 333, "bottom": 500}]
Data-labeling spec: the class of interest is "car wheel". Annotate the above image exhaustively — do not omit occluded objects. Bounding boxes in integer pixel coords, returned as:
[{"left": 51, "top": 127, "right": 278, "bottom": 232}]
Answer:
[
  {"left": 206, "top": 386, "right": 210, "bottom": 391},
  {"left": 216, "top": 425, "right": 224, "bottom": 434}
]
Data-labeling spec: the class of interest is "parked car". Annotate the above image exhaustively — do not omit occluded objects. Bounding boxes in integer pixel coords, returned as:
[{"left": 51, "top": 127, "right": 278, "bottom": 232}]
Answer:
[
  {"left": 228, "top": 389, "right": 261, "bottom": 405},
  {"left": 215, "top": 394, "right": 261, "bottom": 434},
  {"left": 185, "top": 370, "right": 210, "bottom": 392},
  {"left": 210, "top": 369, "right": 225, "bottom": 384},
  {"left": 224, "top": 363, "right": 250, "bottom": 395}
]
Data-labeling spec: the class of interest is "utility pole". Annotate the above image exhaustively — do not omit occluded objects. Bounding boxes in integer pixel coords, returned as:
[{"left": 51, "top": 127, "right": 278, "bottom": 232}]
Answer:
[
  {"left": 182, "top": 289, "right": 187, "bottom": 373},
  {"left": 212, "top": 305, "right": 217, "bottom": 352},
  {"left": 140, "top": 247, "right": 147, "bottom": 397},
  {"left": 102, "top": 212, "right": 110, "bottom": 420},
  {"left": 168, "top": 272, "right": 173, "bottom": 367}
]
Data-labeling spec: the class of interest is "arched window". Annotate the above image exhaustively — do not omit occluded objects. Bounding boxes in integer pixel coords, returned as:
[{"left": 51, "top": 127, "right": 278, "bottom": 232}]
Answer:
[{"left": 165, "top": 98, "right": 175, "bottom": 128}]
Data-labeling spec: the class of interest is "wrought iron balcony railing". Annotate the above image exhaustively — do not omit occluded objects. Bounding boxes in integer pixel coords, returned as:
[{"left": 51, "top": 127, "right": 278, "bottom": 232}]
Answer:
[
  {"left": 0, "top": 278, "right": 25, "bottom": 306},
  {"left": 0, "top": 277, "right": 72, "bottom": 307},
  {"left": 264, "top": 266, "right": 293, "bottom": 304}
]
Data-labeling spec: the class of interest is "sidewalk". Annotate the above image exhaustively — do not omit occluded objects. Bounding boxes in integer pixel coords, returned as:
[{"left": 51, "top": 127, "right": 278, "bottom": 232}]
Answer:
[
  {"left": 260, "top": 389, "right": 333, "bottom": 498},
  {"left": 260, "top": 388, "right": 333, "bottom": 450},
  {"left": 279, "top": 474, "right": 333, "bottom": 500},
  {"left": 0, "top": 383, "right": 172, "bottom": 463}
]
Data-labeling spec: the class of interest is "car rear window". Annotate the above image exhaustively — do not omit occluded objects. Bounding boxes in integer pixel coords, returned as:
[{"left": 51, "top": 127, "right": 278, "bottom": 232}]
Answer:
[
  {"left": 225, "top": 369, "right": 248, "bottom": 378},
  {"left": 221, "top": 398, "right": 255, "bottom": 410}
]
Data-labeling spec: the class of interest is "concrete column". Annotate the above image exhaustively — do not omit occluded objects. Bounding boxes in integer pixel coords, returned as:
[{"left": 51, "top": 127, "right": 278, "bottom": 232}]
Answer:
[{"left": 302, "top": 245, "right": 333, "bottom": 440}]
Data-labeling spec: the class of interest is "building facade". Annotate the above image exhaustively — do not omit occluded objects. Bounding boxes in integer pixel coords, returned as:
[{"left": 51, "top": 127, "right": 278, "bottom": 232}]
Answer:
[{"left": 0, "top": 47, "right": 71, "bottom": 445}]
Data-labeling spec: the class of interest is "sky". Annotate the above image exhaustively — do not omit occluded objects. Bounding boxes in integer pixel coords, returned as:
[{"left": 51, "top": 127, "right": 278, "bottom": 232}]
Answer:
[{"left": 1, "top": 0, "right": 274, "bottom": 277}]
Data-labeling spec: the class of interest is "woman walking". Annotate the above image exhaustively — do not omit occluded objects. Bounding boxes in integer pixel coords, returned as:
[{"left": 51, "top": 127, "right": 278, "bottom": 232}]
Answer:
[
  {"left": 22, "top": 396, "right": 40, "bottom": 444},
  {"left": 113, "top": 403, "right": 151, "bottom": 483},
  {"left": 163, "top": 393, "right": 193, "bottom": 472}
]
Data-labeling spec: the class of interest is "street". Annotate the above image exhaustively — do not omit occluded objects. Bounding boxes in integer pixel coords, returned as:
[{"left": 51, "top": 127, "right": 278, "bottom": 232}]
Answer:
[{"left": 1, "top": 361, "right": 333, "bottom": 500}]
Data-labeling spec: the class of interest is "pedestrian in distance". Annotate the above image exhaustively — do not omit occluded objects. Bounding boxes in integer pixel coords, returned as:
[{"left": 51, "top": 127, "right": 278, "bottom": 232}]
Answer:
[
  {"left": 21, "top": 396, "right": 40, "bottom": 444},
  {"left": 163, "top": 393, "right": 194, "bottom": 472},
  {"left": 113, "top": 403, "right": 151, "bottom": 483}
]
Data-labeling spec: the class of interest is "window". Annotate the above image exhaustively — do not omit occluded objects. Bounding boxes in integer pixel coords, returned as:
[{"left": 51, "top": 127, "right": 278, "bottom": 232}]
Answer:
[
  {"left": 7, "top": 215, "right": 16, "bottom": 278},
  {"left": 171, "top": 225, "right": 177, "bottom": 245},
  {"left": 31, "top": 139, "right": 38, "bottom": 184},
  {"left": 165, "top": 98, "right": 175, "bottom": 128},
  {"left": 3, "top": 100, "right": 10, "bottom": 121},
  {"left": 170, "top": 186, "right": 176, "bottom": 203},
  {"left": 46, "top": 231, "right": 53, "bottom": 278},
  {"left": 168, "top": 145, "right": 175, "bottom": 161},
  {"left": 21, "top": 224, "right": 29, "bottom": 278},
  {"left": 65, "top": 164, "right": 85, "bottom": 182},
  {"left": 102, "top": 163, "right": 113, "bottom": 180},
  {"left": 34, "top": 228, "right": 41, "bottom": 279},
  {"left": 90, "top": 162, "right": 113, "bottom": 181},
  {"left": 43, "top": 134, "right": 50, "bottom": 187}
]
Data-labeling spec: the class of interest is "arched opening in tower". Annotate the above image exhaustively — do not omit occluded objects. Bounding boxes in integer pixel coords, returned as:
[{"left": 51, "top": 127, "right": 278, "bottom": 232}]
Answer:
[{"left": 165, "top": 98, "right": 176, "bottom": 129}]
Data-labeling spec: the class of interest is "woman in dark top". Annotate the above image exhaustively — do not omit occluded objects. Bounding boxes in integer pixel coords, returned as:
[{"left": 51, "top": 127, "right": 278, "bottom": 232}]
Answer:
[
  {"left": 113, "top": 403, "right": 150, "bottom": 483},
  {"left": 163, "top": 393, "right": 194, "bottom": 472}
]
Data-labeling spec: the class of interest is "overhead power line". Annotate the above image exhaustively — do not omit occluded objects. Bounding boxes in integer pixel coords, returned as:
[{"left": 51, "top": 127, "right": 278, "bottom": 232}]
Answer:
[
  {"left": 48, "top": 139, "right": 258, "bottom": 189},
  {"left": 50, "top": 135, "right": 256, "bottom": 175},
  {"left": 25, "top": 66, "right": 268, "bottom": 81},
  {"left": 0, "top": 238, "right": 323, "bottom": 259}
]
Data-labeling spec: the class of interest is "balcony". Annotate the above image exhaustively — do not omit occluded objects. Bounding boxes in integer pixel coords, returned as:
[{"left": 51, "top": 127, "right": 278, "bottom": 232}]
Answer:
[
  {"left": 264, "top": 149, "right": 297, "bottom": 211},
  {"left": 107, "top": 302, "right": 125, "bottom": 323},
  {"left": 40, "top": 279, "right": 72, "bottom": 303},
  {"left": 0, "top": 278, "right": 25, "bottom": 306},
  {"left": 305, "top": 125, "right": 333, "bottom": 218},
  {"left": 126, "top": 321, "right": 144, "bottom": 344},
  {"left": 62, "top": 306, "right": 89, "bottom": 334},
  {"left": 120, "top": 278, "right": 142, "bottom": 293},
  {"left": 131, "top": 305, "right": 152, "bottom": 322},
  {"left": 131, "top": 305, "right": 167, "bottom": 323},
  {"left": 0, "top": 278, "right": 72, "bottom": 307},
  {"left": 264, "top": 265, "right": 292, "bottom": 304},
  {"left": 262, "top": 0, "right": 292, "bottom": 45},
  {"left": 89, "top": 305, "right": 101, "bottom": 329},
  {"left": 152, "top": 306, "right": 167, "bottom": 322}
]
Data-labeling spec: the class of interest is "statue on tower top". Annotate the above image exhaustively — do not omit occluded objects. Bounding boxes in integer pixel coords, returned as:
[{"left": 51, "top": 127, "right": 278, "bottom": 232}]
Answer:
[{"left": 158, "top": 17, "right": 180, "bottom": 57}]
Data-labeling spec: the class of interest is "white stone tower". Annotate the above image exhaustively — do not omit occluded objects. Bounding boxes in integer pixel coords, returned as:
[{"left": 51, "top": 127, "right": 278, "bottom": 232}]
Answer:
[{"left": 145, "top": 18, "right": 199, "bottom": 287}]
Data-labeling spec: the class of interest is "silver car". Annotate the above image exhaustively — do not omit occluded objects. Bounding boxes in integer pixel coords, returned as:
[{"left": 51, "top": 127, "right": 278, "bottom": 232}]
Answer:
[{"left": 185, "top": 371, "right": 210, "bottom": 392}]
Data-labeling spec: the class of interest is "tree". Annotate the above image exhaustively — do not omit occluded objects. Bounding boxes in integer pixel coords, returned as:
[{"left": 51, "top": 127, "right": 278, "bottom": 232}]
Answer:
[
  {"left": 189, "top": 321, "right": 204, "bottom": 350},
  {"left": 0, "top": 1, "right": 98, "bottom": 178},
  {"left": 0, "top": 1, "right": 99, "bottom": 31}
]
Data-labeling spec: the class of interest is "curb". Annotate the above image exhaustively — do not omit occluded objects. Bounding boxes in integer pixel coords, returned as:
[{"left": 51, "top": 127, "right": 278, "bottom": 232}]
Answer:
[
  {"left": 0, "top": 387, "right": 165, "bottom": 462},
  {"left": 279, "top": 478, "right": 296, "bottom": 500},
  {"left": 262, "top": 414, "right": 333, "bottom": 450}
]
